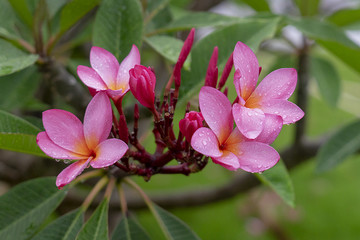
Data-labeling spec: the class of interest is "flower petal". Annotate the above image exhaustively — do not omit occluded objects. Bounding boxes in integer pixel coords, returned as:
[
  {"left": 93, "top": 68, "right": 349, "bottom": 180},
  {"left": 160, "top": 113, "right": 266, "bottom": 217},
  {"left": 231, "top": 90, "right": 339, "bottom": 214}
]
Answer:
[
  {"left": 37, "top": 132, "right": 87, "bottom": 159},
  {"left": 260, "top": 99, "right": 304, "bottom": 124},
  {"left": 83, "top": 92, "right": 113, "bottom": 150},
  {"left": 56, "top": 157, "right": 91, "bottom": 189},
  {"left": 199, "top": 86, "right": 233, "bottom": 144},
  {"left": 252, "top": 68, "right": 297, "bottom": 100},
  {"left": 253, "top": 114, "right": 283, "bottom": 144},
  {"left": 90, "top": 46, "right": 119, "bottom": 88},
  {"left": 212, "top": 151, "right": 240, "bottom": 171},
  {"left": 77, "top": 65, "right": 107, "bottom": 90},
  {"left": 191, "top": 127, "right": 222, "bottom": 158},
  {"left": 237, "top": 142, "right": 280, "bottom": 173},
  {"left": 116, "top": 45, "right": 140, "bottom": 90},
  {"left": 43, "top": 109, "right": 89, "bottom": 155},
  {"left": 91, "top": 138, "right": 128, "bottom": 168},
  {"left": 106, "top": 89, "right": 126, "bottom": 102},
  {"left": 233, "top": 41, "right": 259, "bottom": 100},
  {"left": 233, "top": 103, "right": 265, "bottom": 139}
]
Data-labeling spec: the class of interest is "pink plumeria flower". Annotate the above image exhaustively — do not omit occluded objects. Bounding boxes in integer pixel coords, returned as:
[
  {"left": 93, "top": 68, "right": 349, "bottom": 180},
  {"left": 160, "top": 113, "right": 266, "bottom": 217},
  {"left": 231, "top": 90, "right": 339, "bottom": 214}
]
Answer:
[
  {"left": 191, "top": 86, "right": 279, "bottom": 172},
  {"left": 36, "top": 92, "right": 128, "bottom": 188},
  {"left": 232, "top": 41, "right": 304, "bottom": 139},
  {"left": 77, "top": 45, "right": 140, "bottom": 102}
]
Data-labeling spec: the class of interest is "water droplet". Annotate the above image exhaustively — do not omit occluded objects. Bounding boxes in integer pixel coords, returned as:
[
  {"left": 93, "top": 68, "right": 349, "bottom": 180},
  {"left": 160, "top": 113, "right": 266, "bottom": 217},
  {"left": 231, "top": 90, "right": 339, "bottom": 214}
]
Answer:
[
  {"left": 274, "top": 111, "right": 279, "bottom": 114},
  {"left": 55, "top": 159, "right": 61, "bottom": 162},
  {"left": 202, "top": 140, "right": 207, "bottom": 146},
  {"left": 63, "top": 159, "right": 71, "bottom": 164}
]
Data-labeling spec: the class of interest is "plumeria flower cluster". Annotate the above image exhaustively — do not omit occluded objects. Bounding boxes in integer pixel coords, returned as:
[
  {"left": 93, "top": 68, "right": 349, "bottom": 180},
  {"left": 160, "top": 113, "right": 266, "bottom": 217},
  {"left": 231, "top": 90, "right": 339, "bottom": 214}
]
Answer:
[{"left": 37, "top": 29, "right": 303, "bottom": 188}]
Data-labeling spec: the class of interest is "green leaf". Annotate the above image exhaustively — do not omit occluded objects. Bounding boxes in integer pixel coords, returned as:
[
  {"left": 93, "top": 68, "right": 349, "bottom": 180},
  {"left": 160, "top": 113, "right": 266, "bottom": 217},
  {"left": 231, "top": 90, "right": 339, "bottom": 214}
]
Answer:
[
  {"left": 8, "top": 0, "right": 33, "bottom": 28},
  {"left": 145, "top": 36, "right": 190, "bottom": 70},
  {"left": 235, "top": 0, "right": 270, "bottom": 12},
  {"left": 152, "top": 204, "right": 201, "bottom": 240},
  {"left": 293, "top": 0, "right": 320, "bottom": 16},
  {"left": 316, "top": 120, "right": 360, "bottom": 173},
  {"left": 327, "top": 8, "right": 360, "bottom": 27},
  {"left": 310, "top": 57, "right": 341, "bottom": 107},
  {"left": 0, "top": 67, "right": 40, "bottom": 111},
  {"left": 0, "top": 109, "right": 46, "bottom": 157},
  {"left": 317, "top": 39, "right": 360, "bottom": 75},
  {"left": 255, "top": 159, "right": 295, "bottom": 207},
  {"left": 0, "top": 177, "right": 67, "bottom": 240},
  {"left": 76, "top": 199, "right": 109, "bottom": 240},
  {"left": 155, "top": 12, "right": 242, "bottom": 33},
  {"left": 111, "top": 215, "right": 150, "bottom": 240},
  {"left": 59, "top": 0, "right": 100, "bottom": 35},
  {"left": 287, "top": 17, "right": 358, "bottom": 48},
  {"left": 32, "top": 209, "right": 84, "bottom": 240},
  {"left": 179, "top": 17, "right": 280, "bottom": 102},
  {"left": 0, "top": 39, "right": 38, "bottom": 76},
  {"left": 93, "top": 0, "right": 143, "bottom": 60}
]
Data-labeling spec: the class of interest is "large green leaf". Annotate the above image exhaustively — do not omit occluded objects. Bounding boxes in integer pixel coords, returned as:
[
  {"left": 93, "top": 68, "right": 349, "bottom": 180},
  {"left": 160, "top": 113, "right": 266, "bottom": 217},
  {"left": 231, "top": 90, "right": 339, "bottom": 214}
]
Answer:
[
  {"left": 32, "top": 209, "right": 84, "bottom": 240},
  {"left": 316, "top": 120, "right": 360, "bottom": 173},
  {"left": 111, "top": 215, "right": 150, "bottom": 240},
  {"left": 76, "top": 199, "right": 109, "bottom": 240},
  {"left": 0, "top": 67, "right": 40, "bottom": 111},
  {"left": 327, "top": 8, "right": 360, "bottom": 27},
  {"left": 235, "top": 0, "right": 270, "bottom": 12},
  {"left": 0, "top": 109, "right": 46, "bottom": 157},
  {"left": 287, "top": 17, "right": 357, "bottom": 48},
  {"left": 59, "top": 0, "right": 100, "bottom": 35},
  {"left": 145, "top": 36, "right": 190, "bottom": 70},
  {"left": 93, "top": 0, "right": 143, "bottom": 60},
  {"left": 0, "top": 39, "right": 38, "bottom": 76},
  {"left": 179, "top": 17, "right": 280, "bottom": 102},
  {"left": 255, "top": 159, "right": 295, "bottom": 207},
  {"left": 0, "top": 177, "right": 66, "bottom": 240},
  {"left": 8, "top": 0, "right": 33, "bottom": 27},
  {"left": 310, "top": 57, "right": 341, "bottom": 107},
  {"left": 152, "top": 204, "right": 201, "bottom": 240},
  {"left": 293, "top": 0, "right": 320, "bottom": 16}
]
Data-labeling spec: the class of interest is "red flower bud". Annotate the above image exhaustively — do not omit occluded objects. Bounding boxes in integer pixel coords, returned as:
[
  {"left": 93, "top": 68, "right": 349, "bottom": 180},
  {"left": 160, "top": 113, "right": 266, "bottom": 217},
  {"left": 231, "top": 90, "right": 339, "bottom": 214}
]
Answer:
[
  {"left": 179, "top": 111, "right": 204, "bottom": 142},
  {"left": 129, "top": 65, "right": 156, "bottom": 109},
  {"left": 204, "top": 46, "right": 218, "bottom": 88}
]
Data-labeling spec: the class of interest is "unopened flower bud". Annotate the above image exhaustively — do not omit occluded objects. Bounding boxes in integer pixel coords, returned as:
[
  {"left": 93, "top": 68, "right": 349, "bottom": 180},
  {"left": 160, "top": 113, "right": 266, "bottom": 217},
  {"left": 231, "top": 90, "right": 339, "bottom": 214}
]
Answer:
[
  {"left": 129, "top": 65, "right": 156, "bottom": 109},
  {"left": 179, "top": 111, "right": 204, "bottom": 142}
]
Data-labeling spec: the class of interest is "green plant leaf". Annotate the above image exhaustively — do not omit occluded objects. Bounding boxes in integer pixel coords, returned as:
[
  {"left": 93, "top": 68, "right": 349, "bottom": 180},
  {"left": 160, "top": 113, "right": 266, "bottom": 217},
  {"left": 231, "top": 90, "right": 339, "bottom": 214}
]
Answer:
[
  {"left": 0, "top": 67, "right": 40, "bottom": 111},
  {"left": 59, "top": 0, "right": 100, "bottom": 35},
  {"left": 179, "top": 17, "right": 280, "bottom": 103},
  {"left": 93, "top": 0, "right": 143, "bottom": 60},
  {"left": 327, "top": 8, "right": 360, "bottom": 27},
  {"left": 0, "top": 177, "right": 66, "bottom": 240},
  {"left": 310, "top": 57, "right": 341, "bottom": 106},
  {"left": 0, "top": 39, "right": 38, "bottom": 76},
  {"left": 152, "top": 204, "right": 201, "bottom": 240},
  {"left": 0, "top": 109, "right": 46, "bottom": 157},
  {"left": 293, "top": 0, "right": 320, "bottom": 16},
  {"left": 32, "top": 209, "right": 84, "bottom": 240},
  {"left": 235, "top": 0, "right": 270, "bottom": 12},
  {"left": 317, "top": 39, "right": 360, "bottom": 75},
  {"left": 111, "top": 215, "right": 151, "bottom": 240},
  {"left": 8, "top": 0, "right": 33, "bottom": 28},
  {"left": 316, "top": 120, "right": 360, "bottom": 173},
  {"left": 76, "top": 199, "right": 109, "bottom": 240},
  {"left": 287, "top": 17, "right": 358, "bottom": 48},
  {"left": 255, "top": 159, "right": 295, "bottom": 207},
  {"left": 145, "top": 36, "right": 190, "bottom": 70}
]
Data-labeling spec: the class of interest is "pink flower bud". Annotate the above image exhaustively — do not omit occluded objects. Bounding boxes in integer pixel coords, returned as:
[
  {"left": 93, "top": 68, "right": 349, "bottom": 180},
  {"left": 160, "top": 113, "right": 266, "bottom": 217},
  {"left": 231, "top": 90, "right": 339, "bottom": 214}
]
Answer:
[
  {"left": 204, "top": 46, "right": 218, "bottom": 88},
  {"left": 129, "top": 65, "right": 156, "bottom": 109},
  {"left": 179, "top": 111, "right": 204, "bottom": 142}
]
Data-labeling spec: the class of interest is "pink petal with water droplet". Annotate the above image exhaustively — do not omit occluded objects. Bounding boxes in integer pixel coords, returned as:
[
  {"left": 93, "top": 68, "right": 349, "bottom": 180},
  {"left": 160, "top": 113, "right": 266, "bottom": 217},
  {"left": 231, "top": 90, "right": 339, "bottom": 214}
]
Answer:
[
  {"left": 83, "top": 92, "right": 113, "bottom": 150},
  {"left": 90, "top": 46, "right": 119, "bottom": 87},
  {"left": 253, "top": 114, "right": 283, "bottom": 144},
  {"left": 212, "top": 150, "right": 240, "bottom": 171},
  {"left": 43, "top": 109, "right": 89, "bottom": 155},
  {"left": 37, "top": 132, "right": 87, "bottom": 159},
  {"left": 56, "top": 157, "right": 92, "bottom": 188},
  {"left": 91, "top": 139, "right": 128, "bottom": 168},
  {"left": 260, "top": 99, "right": 304, "bottom": 124},
  {"left": 116, "top": 45, "right": 140, "bottom": 89},
  {"left": 191, "top": 127, "right": 222, "bottom": 158},
  {"left": 233, "top": 103, "right": 265, "bottom": 139},
  {"left": 77, "top": 65, "right": 107, "bottom": 90},
  {"left": 233, "top": 42, "right": 259, "bottom": 100},
  {"left": 253, "top": 68, "right": 297, "bottom": 100},
  {"left": 237, "top": 142, "right": 279, "bottom": 173},
  {"left": 199, "top": 87, "right": 233, "bottom": 143},
  {"left": 106, "top": 89, "right": 125, "bottom": 101}
]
